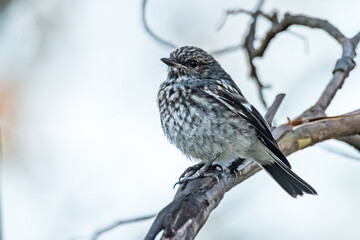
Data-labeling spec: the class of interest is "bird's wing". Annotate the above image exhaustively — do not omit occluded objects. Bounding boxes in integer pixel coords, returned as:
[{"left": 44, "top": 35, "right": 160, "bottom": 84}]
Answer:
[{"left": 202, "top": 79, "right": 291, "bottom": 169}]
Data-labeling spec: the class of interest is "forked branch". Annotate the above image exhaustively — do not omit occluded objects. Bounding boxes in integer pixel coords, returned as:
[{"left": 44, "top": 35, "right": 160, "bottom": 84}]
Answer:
[{"left": 144, "top": 7, "right": 360, "bottom": 240}]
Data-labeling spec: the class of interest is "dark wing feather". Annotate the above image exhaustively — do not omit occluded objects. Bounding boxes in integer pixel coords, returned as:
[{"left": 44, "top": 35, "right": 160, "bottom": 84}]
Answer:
[{"left": 203, "top": 80, "right": 291, "bottom": 169}]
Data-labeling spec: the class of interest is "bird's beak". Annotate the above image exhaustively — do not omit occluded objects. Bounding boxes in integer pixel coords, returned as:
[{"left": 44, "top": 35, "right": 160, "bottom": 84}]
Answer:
[{"left": 161, "top": 58, "right": 177, "bottom": 67}]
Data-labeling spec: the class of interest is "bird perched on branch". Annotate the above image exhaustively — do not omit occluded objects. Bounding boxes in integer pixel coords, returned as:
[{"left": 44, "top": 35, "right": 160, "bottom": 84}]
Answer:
[{"left": 157, "top": 46, "right": 317, "bottom": 198}]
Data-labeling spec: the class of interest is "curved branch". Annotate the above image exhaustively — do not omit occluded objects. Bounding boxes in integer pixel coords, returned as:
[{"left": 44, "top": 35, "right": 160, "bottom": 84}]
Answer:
[
  {"left": 278, "top": 112, "right": 360, "bottom": 155},
  {"left": 143, "top": 4, "right": 360, "bottom": 240},
  {"left": 298, "top": 34, "right": 359, "bottom": 119},
  {"left": 264, "top": 93, "right": 285, "bottom": 126},
  {"left": 90, "top": 214, "right": 156, "bottom": 240},
  {"left": 145, "top": 110, "right": 360, "bottom": 240},
  {"left": 141, "top": 0, "right": 177, "bottom": 49},
  {"left": 254, "top": 14, "right": 345, "bottom": 58},
  {"left": 220, "top": 4, "right": 354, "bottom": 110}
]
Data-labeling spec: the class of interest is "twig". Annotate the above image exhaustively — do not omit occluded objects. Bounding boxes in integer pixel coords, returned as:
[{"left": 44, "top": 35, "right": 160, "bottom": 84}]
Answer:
[
  {"left": 286, "top": 30, "right": 310, "bottom": 54},
  {"left": 221, "top": 7, "right": 360, "bottom": 151},
  {"left": 140, "top": 3, "right": 360, "bottom": 239},
  {"left": 243, "top": 0, "right": 270, "bottom": 108},
  {"left": 215, "top": 8, "right": 272, "bottom": 32},
  {"left": 248, "top": 58, "right": 270, "bottom": 108},
  {"left": 278, "top": 112, "right": 360, "bottom": 155},
  {"left": 145, "top": 8, "right": 360, "bottom": 236},
  {"left": 145, "top": 109, "right": 360, "bottom": 240},
  {"left": 298, "top": 34, "right": 358, "bottom": 119},
  {"left": 145, "top": 91, "right": 279, "bottom": 240},
  {"left": 141, "top": 0, "right": 176, "bottom": 49},
  {"left": 264, "top": 93, "right": 285, "bottom": 127},
  {"left": 211, "top": 44, "right": 243, "bottom": 56},
  {"left": 223, "top": 5, "right": 351, "bottom": 109},
  {"left": 252, "top": 14, "right": 345, "bottom": 59},
  {"left": 352, "top": 31, "right": 360, "bottom": 46},
  {"left": 91, "top": 214, "right": 156, "bottom": 240}
]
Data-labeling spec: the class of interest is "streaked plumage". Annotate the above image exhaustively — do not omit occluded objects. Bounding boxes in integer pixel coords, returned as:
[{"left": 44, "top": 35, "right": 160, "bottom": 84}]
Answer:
[{"left": 157, "top": 46, "right": 317, "bottom": 198}]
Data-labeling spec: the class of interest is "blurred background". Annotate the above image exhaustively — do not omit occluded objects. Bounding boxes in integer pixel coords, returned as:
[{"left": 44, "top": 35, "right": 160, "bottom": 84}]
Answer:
[{"left": 0, "top": 0, "right": 360, "bottom": 239}]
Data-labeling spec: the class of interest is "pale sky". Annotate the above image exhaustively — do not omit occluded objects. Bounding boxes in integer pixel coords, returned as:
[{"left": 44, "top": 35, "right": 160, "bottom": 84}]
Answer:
[{"left": 0, "top": 0, "right": 360, "bottom": 239}]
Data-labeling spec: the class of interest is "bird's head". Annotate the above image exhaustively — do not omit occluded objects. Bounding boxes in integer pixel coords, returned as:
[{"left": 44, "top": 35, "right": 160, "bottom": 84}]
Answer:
[{"left": 161, "top": 46, "right": 229, "bottom": 79}]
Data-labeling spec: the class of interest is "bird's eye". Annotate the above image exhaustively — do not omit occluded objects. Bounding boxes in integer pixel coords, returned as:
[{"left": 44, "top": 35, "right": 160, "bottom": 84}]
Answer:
[{"left": 188, "top": 60, "right": 199, "bottom": 68}]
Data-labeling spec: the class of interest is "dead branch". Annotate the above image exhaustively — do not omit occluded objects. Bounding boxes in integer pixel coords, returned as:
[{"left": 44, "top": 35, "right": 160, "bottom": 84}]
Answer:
[
  {"left": 145, "top": 94, "right": 282, "bottom": 240},
  {"left": 264, "top": 93, "right": 285, "bottom": 127},
  {"left": 221, "top": 3, "right": 360, "bottom": 151},
  {"left": 145, "top": 108, "right": 360, "bottom": 240},
  {"left": 278, "top": 112, "right": 360, "bottom": 155},
  {"left": 144, "top": 7, "right": 360, "bottom": 240},
  {"left": 90, "top": 214, "right": 156, "bottom": 240},
  {"left": 132, "top": 1, "right": 360, "bottom": 239},
  {"left": 142, "top": 0, "right": 177, "bottom": 49},
  {"left": 298, "top": 34, "right": 358, "bottom": 119}
]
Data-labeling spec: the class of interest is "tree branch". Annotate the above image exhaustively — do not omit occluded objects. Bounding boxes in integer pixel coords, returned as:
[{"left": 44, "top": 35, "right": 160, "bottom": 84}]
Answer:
[
  {"left": 141, "top": 0, "right": 177, "bottom": 49},
  {"left": 91, "top": 214, "right": 156, "bottom": 240},
  {"left": 138, "top": 2, "right": 360, "bottom": 239},
  {"left": 145, "top": 109, "right": 360, "bottom": 240},
  {"left": 298, "top": 34, "right": 358, "bottom": 119},
  {"left": 229, "top": 6, "right": 360, "bottom": 150},
  {"left": 278, "top": 112, "right": 360, "bottom": 155},
  {"left": 145, "top": 93, "right": 280, "bottom": 240},
  {"left": 223, "top": 5, "right": 355, "bottom": 110},
  {"left": 264, "top": 93, "right": 285, "bottom": 127},
  {"left": 144, "top": 7, "right": 360, "bottom": 238}
]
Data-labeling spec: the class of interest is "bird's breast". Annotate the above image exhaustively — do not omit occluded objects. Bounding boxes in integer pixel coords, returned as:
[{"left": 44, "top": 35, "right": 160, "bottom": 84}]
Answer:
[
  {"left": 157, "top": 79, "right": 253, "bottom": 161},
  {"left": 157, "top": 80, "right": 193, "bottom": 141}
]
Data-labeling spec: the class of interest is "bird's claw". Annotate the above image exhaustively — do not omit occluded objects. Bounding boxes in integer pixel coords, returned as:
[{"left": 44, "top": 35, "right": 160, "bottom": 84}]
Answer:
[
  {"left": 178, "top": 163, "right": 205, "bottom": 181},
  {"left": 175, "top": 163, "right": 222, "bottom": 190},
  {"left": 178, "top": 171, "right": 220, "bottom": 185}
]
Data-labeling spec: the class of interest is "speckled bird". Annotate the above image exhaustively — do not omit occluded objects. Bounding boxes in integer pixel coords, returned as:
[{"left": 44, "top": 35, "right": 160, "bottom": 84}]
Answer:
[{"left": 157, "top": 46, "right": 317, "bottom": 198}]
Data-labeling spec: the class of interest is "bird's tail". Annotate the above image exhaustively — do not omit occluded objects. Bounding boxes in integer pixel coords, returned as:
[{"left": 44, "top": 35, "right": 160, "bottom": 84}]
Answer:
[{"left": 262, "top": 163, "right": 317, "bottom": 198}]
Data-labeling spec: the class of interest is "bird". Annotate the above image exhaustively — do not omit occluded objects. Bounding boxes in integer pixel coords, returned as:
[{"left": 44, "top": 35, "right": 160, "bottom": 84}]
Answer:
[{"left": 157, "top": 46, "right": 317, "bottom": 198}]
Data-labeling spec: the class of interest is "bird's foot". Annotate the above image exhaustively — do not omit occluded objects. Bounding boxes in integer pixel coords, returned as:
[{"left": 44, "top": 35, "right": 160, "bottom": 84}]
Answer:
[
  {"left": 178, "top": 163, "right": 205, "bottom": 181},
  {"left": 176, "top": 154, "right": 222, "bottom": 188},
  {"left": 178, "top": 166, "right": 220, "bottom": 185}
]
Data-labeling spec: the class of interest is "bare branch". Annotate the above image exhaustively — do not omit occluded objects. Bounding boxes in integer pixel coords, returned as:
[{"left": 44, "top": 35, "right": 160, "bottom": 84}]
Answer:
[
  {"left": 145, "top": 111, "right": 360, "bottom": 239},
  {"left": 247, "top": 56, "right": 270, "bottom": 108},
  {"left": 215, "top": 9, "right": 253, "bottom": 32},
  {"left": 246, "top": 12, "right": 348, "bottom": 108},
  {"left": 242, "top": 0, "right": 270, "bottom": 108},
  {"left": 211, "top": 44, "right": 243, "bottom": 56},
  {"left": 286, "top": 30, "right": 310, "bottom": 54},
  {"left": 278, "top": 112, "right": 360, "bottom": 156},
  {"left": 352, "top": 31, "right": 360, "bottom": 46},
  {"left": 141, "top": 0, "right": 177, "bottom": 49},
  {"left": 215, "top": 8, "right": 272, "bottom": 32},
  {"left": 298, "top": 37, "right": 357, "bottom": 119},
  {"left": 91, "top": 214, "right": 156, "bottom": 240},
  {"left": 264, "top": 93, "right": 285, "bottom": 126},
  {"left": 252, "top": 14, "right": 345, "bottom": 59},
  {"left": 141, "top": 3, "right": 360, "bottom": 240},
  {"left": 221, "top": 6, "right": 350, "bottom": 109}
]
